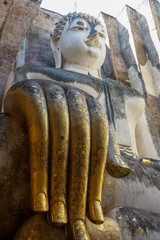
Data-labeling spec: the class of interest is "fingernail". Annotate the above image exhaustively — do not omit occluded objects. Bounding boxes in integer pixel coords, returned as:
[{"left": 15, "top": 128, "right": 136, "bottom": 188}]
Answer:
[
  {"left": 90, "top": 200, "right": 104, "bottom": 224},
  {"left": 50, "top": 201, "right": 67, "bottom": 226},
  {"left": 34, "top": 192, "right": 49, "bottom": 212},
  {"left": 106, "top": 155, "right": 131, "bottom": 178},
  {"left": 72, "top": 220, "right": 90, "bottom": 240}
]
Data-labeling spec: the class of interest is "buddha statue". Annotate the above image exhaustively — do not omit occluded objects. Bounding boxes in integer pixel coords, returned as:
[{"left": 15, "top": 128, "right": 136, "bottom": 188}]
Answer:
[{"left": 1, "top": 11, "right": 160, "bottom": 240}]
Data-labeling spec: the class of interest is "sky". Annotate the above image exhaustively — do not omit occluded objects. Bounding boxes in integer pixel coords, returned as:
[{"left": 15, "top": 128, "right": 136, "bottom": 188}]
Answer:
[{"left": 40, "top": 0, "right": 145, "bottom": 18}]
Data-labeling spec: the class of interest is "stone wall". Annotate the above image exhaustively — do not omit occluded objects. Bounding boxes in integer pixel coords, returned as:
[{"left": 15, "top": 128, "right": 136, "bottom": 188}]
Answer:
[
  {"left": 16, "top": 8, "right": 62, "bottom": 68},
  {"left": 0, "top": 0, "right": 42, "bottom": 107}
]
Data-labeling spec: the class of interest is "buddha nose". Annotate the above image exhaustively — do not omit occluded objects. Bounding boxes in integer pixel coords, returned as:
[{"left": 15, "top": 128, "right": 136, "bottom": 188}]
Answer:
[{"left": 88, "top": 29, "right": 99, "bottom": 40}]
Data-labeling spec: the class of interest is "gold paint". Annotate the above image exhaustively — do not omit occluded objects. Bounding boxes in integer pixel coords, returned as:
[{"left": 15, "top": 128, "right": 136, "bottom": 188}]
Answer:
[
  {"left": 67, "top": 89, "right": 90, "bottom": 227},
  {"left": 50, "top": 201, "right": 67, "bottom": 226},
  {"left": 44, "top": 84, "right": 69, "bottom": 225},
  {"left": 142, "top": 159, "right": 152, "bottom": 166},
  {"left": 133, "top": 217, "right": 136, "bottom": 222},
  {"left": 73, "top": 220, "right": 90, "bottom": 240},
  {"left": 90, "top": 200, "right": 104, "bottom": 224},
  {"left": 4, "top": 82, "right": 49, "bottom": 212},
  {"left": 96, "top": 225, "right": 104, "bottom": 232},
  {"left": 103, "top": 182, "right": 111, "bottom": 187},
  {"left": 139, "top": 227, "right": 144, "bottom": 234},
  {"left": 106, "top": 126, "right": 131, "bottom": 178},
  {"left": 35, "top": 193, "right": 48, "bottom": 211},
  {"left": 4, "top": 79, "right": 131, "bottom": 239},
  {"left": 26, "top": 228, "right": 41, "bottom": 239},
  {"left": 87, "top": 96, "right": 108, "bottom": 224}
]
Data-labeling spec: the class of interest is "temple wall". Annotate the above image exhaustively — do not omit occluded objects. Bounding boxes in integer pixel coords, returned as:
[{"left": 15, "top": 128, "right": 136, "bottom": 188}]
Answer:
[
  {"left": 0, "top": 0, "right": 42, "bottom": 107},
  {"left": 16, "top": 9, "right": 62, "bottom": 68}
]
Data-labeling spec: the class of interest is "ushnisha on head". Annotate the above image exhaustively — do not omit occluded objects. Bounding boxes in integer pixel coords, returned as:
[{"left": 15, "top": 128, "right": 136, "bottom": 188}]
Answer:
[{"left": 50, "top": 12, "right": 107, "bottom": 78}]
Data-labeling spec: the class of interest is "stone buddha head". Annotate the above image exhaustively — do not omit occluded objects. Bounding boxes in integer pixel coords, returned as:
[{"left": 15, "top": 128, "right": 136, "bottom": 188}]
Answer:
[{"left": 51, "top": 12, "right": 106, "bottom": 78}]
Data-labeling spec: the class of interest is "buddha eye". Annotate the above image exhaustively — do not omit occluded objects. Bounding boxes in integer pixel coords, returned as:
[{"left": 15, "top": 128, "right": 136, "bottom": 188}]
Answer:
[
  {"left": 69, "top": 26, "right": 88, "bottom": 32},
  {"left": 98, "top": 32, "right": 106, "bottom": 39},
  {"left": 73, "top": 26, "right": 88, "bottom": 31}
]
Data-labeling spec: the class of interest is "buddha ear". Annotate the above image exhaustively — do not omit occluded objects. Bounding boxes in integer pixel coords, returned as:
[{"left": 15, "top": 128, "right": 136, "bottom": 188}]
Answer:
[{"left": 50, "top": 35, "right": 62, "bottom": 68}]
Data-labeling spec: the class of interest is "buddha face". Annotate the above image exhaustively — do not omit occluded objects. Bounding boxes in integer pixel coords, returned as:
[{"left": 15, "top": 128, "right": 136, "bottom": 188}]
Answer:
[{"left": 55, "top": 16, "right": 106, "bottom": 72}]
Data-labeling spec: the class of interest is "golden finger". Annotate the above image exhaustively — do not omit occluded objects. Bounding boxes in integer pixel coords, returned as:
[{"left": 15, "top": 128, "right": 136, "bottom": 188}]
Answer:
[
  {"left": 87, "top": 96, "right": 108, "bottom": 224},
  {"left": 106, "top": 126, "right": 131, "bottom": 178},
  {"left": 44, "top": 83, "right": 69, "bottom": 226},
  {"left": 66, "top": 89, "right": 90, "bottom": 239},
  {"left": 4, "top": 80, "right": 49, "bottom": 212}
]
